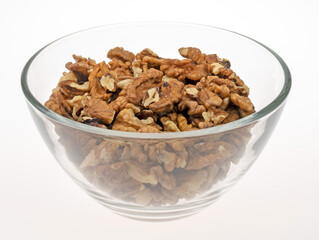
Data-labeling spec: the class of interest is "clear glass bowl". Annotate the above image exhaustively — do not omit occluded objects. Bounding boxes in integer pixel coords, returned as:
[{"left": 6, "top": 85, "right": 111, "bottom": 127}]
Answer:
[{"left": 21, "top": 22, "right": 291, "bottom": 221}]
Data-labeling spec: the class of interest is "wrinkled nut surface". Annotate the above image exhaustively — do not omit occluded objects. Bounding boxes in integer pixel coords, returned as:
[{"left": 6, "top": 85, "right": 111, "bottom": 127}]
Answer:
[
  {"left": 185, "top": 87, "right": 199, "bottom": 97},
  {"left": 178, "top": 47, "right": 206, "bottom": 64},
  {"left": 83, "top": 98, "right": 115, "bottom": 124},
  {"left": 112, "top": 108, "right": 161, "bottom": 132},
  {"left": 143, "top": 88, "right": 160, "bottom": 107},
  {"left": 45, "top": 47, "right": 256, "bottom": 206},
  {"left": 107, "top": 47, "right": 135, "bottom": 63},
  {"left": 65, "top": 55, "right": 97, "bottom": 84},
  {"left": 117, "top": 79, "right": 134, "bottom": 88},
  {"left": 100, "top": 75, "right": 116, "bottom": 92}
]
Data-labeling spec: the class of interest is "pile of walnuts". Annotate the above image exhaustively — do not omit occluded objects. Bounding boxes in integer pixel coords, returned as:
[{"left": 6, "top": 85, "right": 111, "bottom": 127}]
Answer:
[
  {"left": 45, "top": 47, "right": 255, "bottom": 132},
  {"left": 45, "top": 47, "right": 255, "bottom": 205}
]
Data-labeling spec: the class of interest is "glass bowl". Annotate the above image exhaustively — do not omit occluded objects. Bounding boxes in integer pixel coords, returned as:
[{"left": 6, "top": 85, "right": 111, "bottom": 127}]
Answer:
[{"left": 21, "top": 22, "right": 291, "bottom": 221}]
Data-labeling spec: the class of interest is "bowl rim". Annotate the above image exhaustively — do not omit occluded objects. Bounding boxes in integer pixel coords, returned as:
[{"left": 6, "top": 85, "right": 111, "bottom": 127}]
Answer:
[{"left": 21, "top": 21, "right": 291, "bottom": 139}]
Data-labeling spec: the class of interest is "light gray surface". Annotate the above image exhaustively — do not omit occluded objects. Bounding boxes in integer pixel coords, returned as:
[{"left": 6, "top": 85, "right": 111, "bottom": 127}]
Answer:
[{"left": 0, "top": 0, "right": 318, "bottom": 239}]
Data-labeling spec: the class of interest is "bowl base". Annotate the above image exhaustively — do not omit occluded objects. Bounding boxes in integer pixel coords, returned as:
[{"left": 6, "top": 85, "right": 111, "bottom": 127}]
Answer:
[
  {"left": 97, "top": 198, "right": 217, "bottom": 221},
  {"left": 86, "top": 188, "right": 222, "bottom": 221}
]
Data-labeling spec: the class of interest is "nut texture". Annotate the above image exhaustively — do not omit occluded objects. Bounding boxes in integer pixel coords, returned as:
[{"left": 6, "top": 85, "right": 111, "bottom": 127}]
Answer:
[{"left": 45, "top": 47, "right": 256, "bottom": 206}]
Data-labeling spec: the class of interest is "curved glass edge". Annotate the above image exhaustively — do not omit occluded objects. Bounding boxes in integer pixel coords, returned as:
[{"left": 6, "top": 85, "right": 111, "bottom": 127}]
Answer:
[{"left": 21, "top": 22, "right": 292, "bottom": 140}]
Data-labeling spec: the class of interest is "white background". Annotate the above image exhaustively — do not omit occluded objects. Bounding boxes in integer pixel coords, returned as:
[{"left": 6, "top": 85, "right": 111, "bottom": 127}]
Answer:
[{"left": 1, "top": 0, "right": 319, "bottom": 239}]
